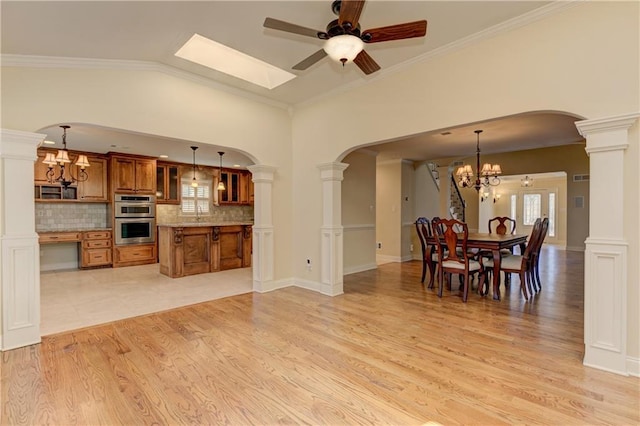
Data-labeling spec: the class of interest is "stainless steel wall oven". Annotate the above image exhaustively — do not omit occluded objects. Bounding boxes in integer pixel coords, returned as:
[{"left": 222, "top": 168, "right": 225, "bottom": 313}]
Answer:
[{"left": 113, "top": 194, "right": 156, "bottom": 245}]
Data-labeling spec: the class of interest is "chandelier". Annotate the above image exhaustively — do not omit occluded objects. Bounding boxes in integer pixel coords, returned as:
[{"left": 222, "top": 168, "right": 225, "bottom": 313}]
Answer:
[
  {"left": 456, "top": 130, "right": 502, "bottom": 192},
  {"left": 521, "top": 175, "right": 534, "bottom": 187},
  {"left": 42, "top": 125, "right": 90, "bottom": 188}
]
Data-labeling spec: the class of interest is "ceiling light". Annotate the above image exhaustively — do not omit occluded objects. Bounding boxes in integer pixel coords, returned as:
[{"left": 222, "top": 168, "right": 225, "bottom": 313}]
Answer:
[
  {"left": 159, "top": 154, "right": 169, "bottom": 159},
  {"left": 456, "top": 130, "right": 502, "bottom": 191},
  {"left": 521, "top": 175, "right": 534, "bottom": 187},
  {"left": 175, "top": 33, "right": 296, "bottom": 89},
  {"left": 42, "top": 140, "right": 55, "bottom": 145},
  {"left": 190, "top": 146, "right": 198, "bottom": 188},
  {"left": 323, "top": 35, "right": 364, "bottom": 65},
  {"left": 43, "top": 125, "right": 90, "bottom": 188},
  {"left": 217, "top": 152, "right": 226, "bottom": 191}
]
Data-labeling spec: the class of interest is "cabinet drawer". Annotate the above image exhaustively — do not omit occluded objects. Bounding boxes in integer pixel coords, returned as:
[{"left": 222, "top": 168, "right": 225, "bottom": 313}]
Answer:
[
  {"left": 114, "top": 244, "right": 156, "bottom": 264},
  {"left": 81, "top": 248, "right": 112, "bottom": 268},
  {"left": 83, "top": 239, "right": 111, "bottom": 249},
  {"left": 83, "top": 231, "right": 111, "bottom": 240},
  {"left": 39, "top": 232, "right": 81, "bottom": 244}
]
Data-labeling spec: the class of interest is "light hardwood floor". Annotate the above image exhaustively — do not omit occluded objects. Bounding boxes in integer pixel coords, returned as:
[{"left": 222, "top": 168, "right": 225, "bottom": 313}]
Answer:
[{"left": 2, "top": 247, "right": 639, "bottom": 425}]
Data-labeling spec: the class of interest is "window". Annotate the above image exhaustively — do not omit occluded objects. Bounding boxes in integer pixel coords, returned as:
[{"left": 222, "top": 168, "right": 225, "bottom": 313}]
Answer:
[
  {"left": 510, "top": 194, "right": 517, "bottom": 220},
  {"left": 523, "top": 193, "right": 541, "bottom": 225},
  {"left": 181, "top": 179, "right": 211, "bottom": 215}
]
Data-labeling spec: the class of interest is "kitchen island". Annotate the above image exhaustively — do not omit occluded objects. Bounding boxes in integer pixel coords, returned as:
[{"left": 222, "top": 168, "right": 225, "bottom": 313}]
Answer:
[{"left": 158, "top": 222, "right": 252, "bottom": 278}]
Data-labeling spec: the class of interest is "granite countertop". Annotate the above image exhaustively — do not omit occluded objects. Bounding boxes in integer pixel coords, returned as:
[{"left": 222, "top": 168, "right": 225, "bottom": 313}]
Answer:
[{"left": 157, "top": 222, "right": 253, "bottom": 228}]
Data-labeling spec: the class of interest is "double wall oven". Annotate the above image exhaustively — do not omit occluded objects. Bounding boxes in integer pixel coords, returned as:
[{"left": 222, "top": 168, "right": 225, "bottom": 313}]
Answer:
[{"left": 113, "top": 194, "right": 156, "bottom": 245}]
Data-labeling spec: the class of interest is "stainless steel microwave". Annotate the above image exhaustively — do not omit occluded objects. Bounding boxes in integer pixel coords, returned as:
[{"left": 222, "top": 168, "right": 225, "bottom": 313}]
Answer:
[{"left": 114, "top": 194, "right": 155, "bottom": 218}]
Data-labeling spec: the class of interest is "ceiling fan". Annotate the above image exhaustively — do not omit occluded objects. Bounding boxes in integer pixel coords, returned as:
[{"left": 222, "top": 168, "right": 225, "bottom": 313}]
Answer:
[{"left": 263, "top": 0, "right": 427, "bottom": 75}]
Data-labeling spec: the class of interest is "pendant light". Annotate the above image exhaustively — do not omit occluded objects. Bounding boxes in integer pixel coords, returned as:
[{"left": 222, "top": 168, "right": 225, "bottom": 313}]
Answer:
[
  {"left": 455, "top": 130, "right": 502, "bottom": 191},
  {"left": 216, "top": 151, "right": 226, "bottom": 191},
  {"left": 190, "top": 146, "right": 198, "bottom": 188},
  {"left": 43, "top": 125, "right": 90, "bottom": 188}
]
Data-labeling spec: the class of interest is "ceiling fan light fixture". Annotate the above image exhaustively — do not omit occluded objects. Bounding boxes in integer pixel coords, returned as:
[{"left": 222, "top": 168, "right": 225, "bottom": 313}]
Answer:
[{"left": 323, "top": 34, "right": 363, "bottom": 64}]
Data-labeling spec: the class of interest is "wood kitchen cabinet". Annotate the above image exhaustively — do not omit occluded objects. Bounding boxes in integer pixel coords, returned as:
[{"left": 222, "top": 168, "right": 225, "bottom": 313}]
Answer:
[
  {"left": 110, "top": 154, "right": 156, "bottom": 194},
  {"left": 79, "top": 230, "right": 112, "bottom": 268},
  {"left": 113, "top": 243, "right": 157, "bottom": 267},
  {"left": 156, "top": 162, "right": 180, "bottom": 204},
  {"left": 77, "top": 155, "right": 108, "bottom": 202},
  {"left": 158, "top": 224, "right": 252, "bottom": 278},
  {"left": 219, "top": 170, "right": 253, "bottom": 205}
]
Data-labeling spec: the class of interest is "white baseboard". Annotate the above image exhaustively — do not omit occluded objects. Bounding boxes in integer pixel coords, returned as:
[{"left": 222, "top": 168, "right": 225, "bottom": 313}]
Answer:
[
  {"left": 253, "top": 278, "right": 293, "bottom": 293},
  {"left": 344, "top": 263, "right": 377, "bottom": 275},
  {"left": 627, "top": 356, "right": 640, "bottom": 377},
  {"left": 376, "top": 254, "right": 401, "bottom": 264}
]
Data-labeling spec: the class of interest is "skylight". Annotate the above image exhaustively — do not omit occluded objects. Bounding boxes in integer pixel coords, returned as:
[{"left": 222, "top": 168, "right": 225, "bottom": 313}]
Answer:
[{"left": 175, "top": 33, "right": 296, "bottom": 90}]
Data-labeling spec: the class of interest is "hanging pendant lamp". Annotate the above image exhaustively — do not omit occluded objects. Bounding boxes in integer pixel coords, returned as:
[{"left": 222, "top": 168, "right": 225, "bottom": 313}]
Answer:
[
  {"left": 190, "top": 146, "right": 198, "bottom": 188},
  {"left": 216, "top": 152, "right": 226, "bottom": 191}
]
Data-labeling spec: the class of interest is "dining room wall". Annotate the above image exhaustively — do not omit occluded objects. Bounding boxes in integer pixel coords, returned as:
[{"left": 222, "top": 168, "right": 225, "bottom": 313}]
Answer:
[{"left": 342, "top": 150, "right": 377, "bottom": 274}]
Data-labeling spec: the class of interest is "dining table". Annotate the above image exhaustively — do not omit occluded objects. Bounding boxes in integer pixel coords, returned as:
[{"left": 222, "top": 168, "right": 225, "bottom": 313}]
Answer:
[{"left": 426, "top": 232, "right": 528, "bottom": 300}]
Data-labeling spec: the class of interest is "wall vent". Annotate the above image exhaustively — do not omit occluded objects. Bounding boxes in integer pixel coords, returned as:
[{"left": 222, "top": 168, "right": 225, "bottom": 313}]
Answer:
[
  {"left": 573, "top": 174, "right": 590, "bottom": 182},
  {"left": 451, "top": 161, "right": 463, "bottom": 166}
]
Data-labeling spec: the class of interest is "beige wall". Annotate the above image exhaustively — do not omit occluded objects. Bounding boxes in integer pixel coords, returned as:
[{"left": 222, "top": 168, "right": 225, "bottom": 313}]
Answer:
[
  {"left": 445, "top": 144, "right": 587, "bottom": 249},
  {"left": 375, "top": 160, "right": 402, "bottom": 261},
  {"left": 342, "top": 150, "right": 377, "bottom": 274}
]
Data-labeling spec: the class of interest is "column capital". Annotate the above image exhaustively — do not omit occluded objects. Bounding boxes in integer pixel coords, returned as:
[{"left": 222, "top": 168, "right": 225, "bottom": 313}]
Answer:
[
  {"left": 0, "top": 129, "right": 45, "bottom": 160},
  {"left": 247, "top": 164, "right": 276, "bottom": 183},
  {"left": 317, "top": 162, "right": 349, "bottom": 181},
  {"left": 576, "top": 113, "right": 639, "bottom": 154}
]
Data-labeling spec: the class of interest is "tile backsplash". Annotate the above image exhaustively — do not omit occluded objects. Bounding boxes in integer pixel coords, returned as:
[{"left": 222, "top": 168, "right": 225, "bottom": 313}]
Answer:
[
  {"left": 35, "top": 202, "right": 253, "bottom": 232},
  {"left": 36, "top": 203, "right": 109, "bottom": 232},
  {"left": 156, "top": 204, "right": 253, "bottom": 224}
]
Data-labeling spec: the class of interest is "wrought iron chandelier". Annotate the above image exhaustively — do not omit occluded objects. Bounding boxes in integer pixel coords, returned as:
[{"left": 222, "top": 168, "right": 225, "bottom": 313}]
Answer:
[
  {"left": 456, "top": 130, "right": 502, "bottom": 192},
  {"left": 42, "top": 125, "right": 90, "bottom": 188}
]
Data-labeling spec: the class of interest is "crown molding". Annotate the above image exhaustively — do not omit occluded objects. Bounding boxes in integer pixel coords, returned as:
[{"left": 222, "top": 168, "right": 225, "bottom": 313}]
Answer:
[
  {"left": 1, "top": 54, "right": 290, "bottom": 111},
  {"left": 294, "top": 1, "right": 579, "bottom": 109}
]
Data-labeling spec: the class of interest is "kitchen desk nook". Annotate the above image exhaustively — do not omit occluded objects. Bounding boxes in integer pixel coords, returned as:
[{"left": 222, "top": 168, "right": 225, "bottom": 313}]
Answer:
[{"left": 158, "top": 223, "right": 252, "bottom": 278}]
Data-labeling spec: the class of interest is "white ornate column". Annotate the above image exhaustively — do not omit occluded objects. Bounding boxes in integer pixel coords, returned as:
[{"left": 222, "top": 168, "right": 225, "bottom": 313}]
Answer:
[
  {"left": 576, "top": 113, "right": 638, "bottom": 375},
  {"left": 0, "top": 129, "right": 44, "bottom": 350},
  {"left": 247, "top": 165, "right": 276, "bottom": 293},
  {"left": 318, "top": 162, "right": 349, "bottom": 296}
]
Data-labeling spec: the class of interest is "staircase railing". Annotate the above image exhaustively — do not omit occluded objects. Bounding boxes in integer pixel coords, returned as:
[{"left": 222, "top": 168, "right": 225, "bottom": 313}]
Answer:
[{"left": 450, "top": 175, "right": 466, "bottom": 222}]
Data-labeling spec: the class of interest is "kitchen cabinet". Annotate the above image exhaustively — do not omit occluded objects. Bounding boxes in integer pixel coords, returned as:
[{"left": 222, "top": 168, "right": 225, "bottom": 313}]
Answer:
[
  {"left": 77, "top": 155, "right": 108, "bottom": 201},
  {"left": 158, "top": 223, "right": 252, "bottom": 278},
  {"left": 219, "top": 170, "right": 253, "bottom": 205},
  {"left": 113, "top": 243, "right": 157, "bottom": 267},
  {"left": 156, "top": 162, "right": 180, "bottom": 204},
  {"left": 110, "top": 154, "right": 156, "bottom": 194},
  {"left": 80, "top": 230, "right": 112, "bottom": 268}
]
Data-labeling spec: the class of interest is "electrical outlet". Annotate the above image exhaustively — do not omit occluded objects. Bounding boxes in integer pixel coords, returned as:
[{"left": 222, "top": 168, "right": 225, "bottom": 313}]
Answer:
[
  {"left": 306, "top": 258, "right": 312, "bottom": 271},
  {"left": 410, "top": 244, "right": 414, "bottom": 252},
  {"left": 377, "top": 242, "right": 382, "bottom": 249}
]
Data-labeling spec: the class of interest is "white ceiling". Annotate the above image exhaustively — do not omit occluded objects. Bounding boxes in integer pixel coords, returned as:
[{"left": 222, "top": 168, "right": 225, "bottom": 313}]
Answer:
[{"left": 1, "top": 1, "right": 584, "bottom": 167}]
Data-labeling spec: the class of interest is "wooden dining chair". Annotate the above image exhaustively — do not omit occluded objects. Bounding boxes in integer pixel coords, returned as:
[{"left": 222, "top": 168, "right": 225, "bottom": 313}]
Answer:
[
  {"left": 415, "top": 217, "right": 437, "bottom": 287},
  {"left": 432, "top": 218, "right": 485, "bottom": 302},
  {"left": 488, "top": 216, "right": 516, "bottom": 235},
  {"left": 530, "top": 217, "right": 549, "bottom": 293},
  {"left": 481, "top": 218, "right": 542, "bottom": 300}
]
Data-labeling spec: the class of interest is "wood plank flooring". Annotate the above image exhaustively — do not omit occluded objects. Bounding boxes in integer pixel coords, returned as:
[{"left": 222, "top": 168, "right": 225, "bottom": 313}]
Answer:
[{"left": 2, "top": 247, "right": 639, "bottom": 425}]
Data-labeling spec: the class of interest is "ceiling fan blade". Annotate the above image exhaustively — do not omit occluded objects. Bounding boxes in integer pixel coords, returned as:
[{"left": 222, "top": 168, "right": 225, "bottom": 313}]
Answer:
[
  {"left": 362, "top": 20, "right": 427, "bottom": 43},
  {"left": 292, "top": 49, "right": 328, "bottom": 71},
  {"left": 338, "top": 0, "right": 366, "bottom": 29},
  {"left": 353, "top": 50, "right": 380, "bottom": 75},
  {"left": 264, "top": 17, "right": 324, "bottom": 39}
]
